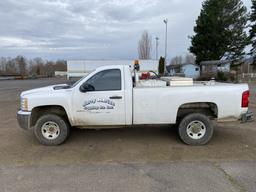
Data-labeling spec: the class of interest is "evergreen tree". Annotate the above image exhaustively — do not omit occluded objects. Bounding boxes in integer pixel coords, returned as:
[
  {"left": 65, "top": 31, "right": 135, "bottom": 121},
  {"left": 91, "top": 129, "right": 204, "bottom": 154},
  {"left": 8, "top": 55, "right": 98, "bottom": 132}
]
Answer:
[
  {"left": 158, "top": 56, "right": 165, "bottom": 76},
  {"left": 224, "top": 0, "right": 248, "bottom": 66},
  {"left": 249, "top": 0, "right": 256, "bottom": 69},
  {"left": 190, "top": 0, "right": 248, "bottom": 67}
]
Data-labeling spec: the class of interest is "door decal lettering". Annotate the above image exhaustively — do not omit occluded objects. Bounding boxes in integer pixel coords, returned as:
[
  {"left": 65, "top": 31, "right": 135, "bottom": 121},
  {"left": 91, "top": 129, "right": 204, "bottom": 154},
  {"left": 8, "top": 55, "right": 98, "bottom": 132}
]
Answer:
[{"left": 83, "top": 98, "right": 115, "bottom": 111}]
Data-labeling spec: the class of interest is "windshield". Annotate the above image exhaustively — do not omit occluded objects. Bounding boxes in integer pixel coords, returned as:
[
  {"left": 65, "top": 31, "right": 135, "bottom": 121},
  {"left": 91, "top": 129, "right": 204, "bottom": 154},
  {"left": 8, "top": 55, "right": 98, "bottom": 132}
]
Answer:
[{"left": 71, "top": 70, "right": 95, "bottom": 87}]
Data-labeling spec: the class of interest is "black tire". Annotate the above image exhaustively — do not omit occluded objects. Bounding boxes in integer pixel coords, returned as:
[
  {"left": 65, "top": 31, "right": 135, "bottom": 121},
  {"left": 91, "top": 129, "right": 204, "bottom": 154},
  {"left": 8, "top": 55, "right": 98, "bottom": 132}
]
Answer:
[
  {"left": 34, "top": 114, "right": 70, "bottom": 146},
  {"left": 178, "top": 113, "right": 214, "bottom": 145}
]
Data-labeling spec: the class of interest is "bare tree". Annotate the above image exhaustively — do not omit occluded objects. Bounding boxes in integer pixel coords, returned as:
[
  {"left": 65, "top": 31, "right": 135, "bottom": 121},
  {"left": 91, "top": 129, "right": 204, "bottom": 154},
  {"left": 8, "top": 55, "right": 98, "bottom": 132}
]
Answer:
[
  {"left": 5, "top": 58, "right": 17, "bottom": 75},
  {"left": 55, "top": 60, "right": 67, "bottom": 71},
  {"left": 170, "top": 54, "right": 196, "bottom": 65},
  {"left": 138, "top": 31, "right": 152, "bottom": 59},
  {"left": 170, "top": 56, "right": 183, "bottom": 65},
  {"left": 0, "top": 57, "right": 6, "bottom": 75},
  {"left": 184, "top": 53, "right": 196, "bottom": 64},
  {"left": 15, "top": 55, "right": 27, "bottom": 78},
  {"left": 33, "top": 57, "right": 45, "bottom": 75}
]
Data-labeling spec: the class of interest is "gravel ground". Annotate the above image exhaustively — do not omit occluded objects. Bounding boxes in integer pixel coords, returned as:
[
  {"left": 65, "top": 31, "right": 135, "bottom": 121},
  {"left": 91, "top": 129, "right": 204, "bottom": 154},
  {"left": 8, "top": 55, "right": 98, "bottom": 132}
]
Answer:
[{"left": 0, "top": 78, "right": 255, "bottom": 192}]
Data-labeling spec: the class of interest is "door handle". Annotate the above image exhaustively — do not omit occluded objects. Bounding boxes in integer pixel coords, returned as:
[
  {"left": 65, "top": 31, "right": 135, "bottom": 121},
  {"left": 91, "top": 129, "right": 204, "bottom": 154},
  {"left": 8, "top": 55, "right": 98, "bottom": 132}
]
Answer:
[{"left": 109, "top": 96, "right": 122, "bottom": 100}]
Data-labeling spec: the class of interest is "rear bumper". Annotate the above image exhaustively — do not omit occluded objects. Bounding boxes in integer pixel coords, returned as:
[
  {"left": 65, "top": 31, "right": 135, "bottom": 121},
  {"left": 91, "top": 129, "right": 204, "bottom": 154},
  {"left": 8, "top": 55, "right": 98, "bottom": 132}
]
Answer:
[
  {"left": 241, "top": 111, "right": 253, "bottom": 123},
  {"left": 17, "top": 110, "right": 31, "bottom": 130}
]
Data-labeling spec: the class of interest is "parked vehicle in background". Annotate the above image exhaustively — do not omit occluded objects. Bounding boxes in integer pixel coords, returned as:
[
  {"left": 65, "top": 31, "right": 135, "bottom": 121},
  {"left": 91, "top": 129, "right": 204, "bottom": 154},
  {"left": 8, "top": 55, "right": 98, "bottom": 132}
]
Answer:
[{"left": 17, "top": 64, "right": 253, "bottom": 146}]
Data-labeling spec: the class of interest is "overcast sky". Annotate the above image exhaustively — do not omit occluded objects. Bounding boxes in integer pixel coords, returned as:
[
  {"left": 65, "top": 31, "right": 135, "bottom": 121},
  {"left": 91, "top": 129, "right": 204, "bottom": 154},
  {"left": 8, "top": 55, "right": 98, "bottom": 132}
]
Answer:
[{"left": 0, "top": 0, "right": 252, "bottom": 60}]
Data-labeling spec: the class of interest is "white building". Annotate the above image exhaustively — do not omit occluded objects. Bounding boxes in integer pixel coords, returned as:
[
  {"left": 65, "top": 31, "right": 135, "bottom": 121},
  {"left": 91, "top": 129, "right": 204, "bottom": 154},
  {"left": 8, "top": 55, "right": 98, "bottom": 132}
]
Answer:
[{"left": 67, "top": 60, "right": 159, "bottom": 79}]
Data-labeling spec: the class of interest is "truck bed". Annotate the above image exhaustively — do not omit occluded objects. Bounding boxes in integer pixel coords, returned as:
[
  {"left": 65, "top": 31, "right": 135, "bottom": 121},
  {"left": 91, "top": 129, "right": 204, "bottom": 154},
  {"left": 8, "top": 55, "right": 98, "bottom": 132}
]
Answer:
[
  {"left": 133, "top": 81, "right": 248, "bottom": 124},
  {"left": 135, "top": 78, "right": 238, "bottom": 89}
]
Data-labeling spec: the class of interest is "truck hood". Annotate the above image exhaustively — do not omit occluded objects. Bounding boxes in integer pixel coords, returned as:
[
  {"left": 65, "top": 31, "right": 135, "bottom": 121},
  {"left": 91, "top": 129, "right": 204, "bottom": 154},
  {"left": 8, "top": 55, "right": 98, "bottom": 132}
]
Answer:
[{"left": 21, "top": 84, "right": 70, "bottom": 97}]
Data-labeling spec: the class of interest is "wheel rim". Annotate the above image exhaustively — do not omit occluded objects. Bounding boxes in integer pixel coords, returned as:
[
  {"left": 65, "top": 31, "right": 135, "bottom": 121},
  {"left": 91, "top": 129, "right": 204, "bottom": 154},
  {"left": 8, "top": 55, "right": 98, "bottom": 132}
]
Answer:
[
  {"left": 186, "top": 120, "right": 206, "bottom": 140},
  {"left": 41, "top": 121, "right": 60, "bottom": 140}
]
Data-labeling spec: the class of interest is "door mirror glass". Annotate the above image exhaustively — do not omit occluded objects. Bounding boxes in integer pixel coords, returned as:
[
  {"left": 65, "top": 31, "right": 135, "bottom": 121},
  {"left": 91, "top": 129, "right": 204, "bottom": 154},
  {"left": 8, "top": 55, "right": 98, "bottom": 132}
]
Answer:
[{"left": 80, "top": 83, "right": 95, "bottom": 92}]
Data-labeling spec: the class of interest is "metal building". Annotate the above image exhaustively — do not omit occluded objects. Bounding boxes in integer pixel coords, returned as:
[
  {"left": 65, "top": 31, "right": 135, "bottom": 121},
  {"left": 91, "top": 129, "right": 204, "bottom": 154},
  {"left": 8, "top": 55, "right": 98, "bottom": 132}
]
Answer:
[{"left": 67, "top": 60, "right": 159, "bottom": 79}]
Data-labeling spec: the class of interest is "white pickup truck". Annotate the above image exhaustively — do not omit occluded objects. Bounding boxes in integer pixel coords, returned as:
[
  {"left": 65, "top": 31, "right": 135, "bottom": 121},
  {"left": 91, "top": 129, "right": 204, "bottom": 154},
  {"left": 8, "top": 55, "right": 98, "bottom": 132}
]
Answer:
[{"left": 17, "top": 65, "right": 253, "bottom": 146}]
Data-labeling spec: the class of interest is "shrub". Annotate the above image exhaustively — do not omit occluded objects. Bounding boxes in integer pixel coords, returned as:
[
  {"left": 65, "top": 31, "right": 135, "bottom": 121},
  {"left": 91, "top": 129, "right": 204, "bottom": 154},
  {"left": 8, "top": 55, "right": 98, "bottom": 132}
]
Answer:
[{"left": 217, "top": 71, "right": 228, "bottom": 82}]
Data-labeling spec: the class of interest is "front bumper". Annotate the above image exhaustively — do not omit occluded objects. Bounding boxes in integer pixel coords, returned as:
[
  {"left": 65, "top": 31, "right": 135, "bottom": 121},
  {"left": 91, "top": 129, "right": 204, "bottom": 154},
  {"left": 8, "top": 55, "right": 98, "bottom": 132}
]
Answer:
[
  {"left": 17, "top": 110, "right": 31, "bottom": 130},
  {"left": 241, "top": 111, "right": 254, "bottom": 123}
]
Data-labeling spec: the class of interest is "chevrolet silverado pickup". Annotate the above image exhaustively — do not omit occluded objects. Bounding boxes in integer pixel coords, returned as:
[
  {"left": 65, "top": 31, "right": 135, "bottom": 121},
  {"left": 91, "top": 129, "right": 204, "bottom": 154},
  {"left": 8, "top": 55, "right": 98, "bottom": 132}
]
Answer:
[{"left": 17, "top": 65, "right": 253, "bottom": 146}]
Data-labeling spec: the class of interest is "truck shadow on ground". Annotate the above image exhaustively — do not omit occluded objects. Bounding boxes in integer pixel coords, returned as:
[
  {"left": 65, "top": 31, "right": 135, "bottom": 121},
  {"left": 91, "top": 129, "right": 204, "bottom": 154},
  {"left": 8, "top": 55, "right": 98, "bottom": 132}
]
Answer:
[
  {"left": 66, "top": 125, "right": 245, "bottom": 146},
  {"left": 68, "top": 126, "right": 181, "bottom": 145}
]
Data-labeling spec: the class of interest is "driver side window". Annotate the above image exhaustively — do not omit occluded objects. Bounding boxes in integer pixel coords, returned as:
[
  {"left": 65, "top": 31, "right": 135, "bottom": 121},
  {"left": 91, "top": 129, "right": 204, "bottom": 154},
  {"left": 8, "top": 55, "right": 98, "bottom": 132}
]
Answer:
[{"left": 86, "top": 69, "right": 121, "bottom": 91}]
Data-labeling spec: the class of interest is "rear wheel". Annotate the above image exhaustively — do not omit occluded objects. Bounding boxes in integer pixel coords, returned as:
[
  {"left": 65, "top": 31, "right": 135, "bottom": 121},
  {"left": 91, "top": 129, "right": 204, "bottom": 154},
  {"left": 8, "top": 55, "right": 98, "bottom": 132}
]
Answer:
[
  {"left": 178, "top": 113, "right": 214, "bottom": 145},
  {"left": 34, "top": 114, "right": 70, "bottom": 146}
]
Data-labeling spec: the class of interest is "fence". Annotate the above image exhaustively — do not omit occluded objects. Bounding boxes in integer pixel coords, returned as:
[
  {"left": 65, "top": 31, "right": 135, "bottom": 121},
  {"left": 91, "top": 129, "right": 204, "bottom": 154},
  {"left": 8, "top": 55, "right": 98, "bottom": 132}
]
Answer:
[
  {"left": 239, "top": 73, "right": 256, "bottom": 82},
  {"left": 241, "top": 73, "right": 256, "bottom": 78}
]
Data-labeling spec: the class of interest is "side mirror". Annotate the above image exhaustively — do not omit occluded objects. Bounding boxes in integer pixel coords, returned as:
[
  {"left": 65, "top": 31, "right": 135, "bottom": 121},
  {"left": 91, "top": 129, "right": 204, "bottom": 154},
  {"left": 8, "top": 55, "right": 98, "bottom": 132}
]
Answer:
[{"left": 80, "top": 83, "right": 95, "bottom": 92}]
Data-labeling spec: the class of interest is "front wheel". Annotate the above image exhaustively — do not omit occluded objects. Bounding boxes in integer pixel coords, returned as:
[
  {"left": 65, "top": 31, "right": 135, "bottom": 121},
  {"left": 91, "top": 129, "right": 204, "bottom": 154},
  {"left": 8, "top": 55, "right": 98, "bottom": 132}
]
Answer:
[
  {"left": 178, "top": 113, "right": 214, "bottom": 145},
  {"left": 34, "top": 114, "right": 70, "bottom": 146}
]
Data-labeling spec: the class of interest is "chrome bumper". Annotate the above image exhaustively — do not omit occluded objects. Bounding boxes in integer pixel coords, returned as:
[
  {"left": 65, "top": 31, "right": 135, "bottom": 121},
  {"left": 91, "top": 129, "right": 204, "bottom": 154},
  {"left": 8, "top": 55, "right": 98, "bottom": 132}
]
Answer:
[
  {"left": 241, "top": 111, "right": 253, "bottom": 123},
  {"left": 17, "top": 110, "right": 31, "bottom": 130}
]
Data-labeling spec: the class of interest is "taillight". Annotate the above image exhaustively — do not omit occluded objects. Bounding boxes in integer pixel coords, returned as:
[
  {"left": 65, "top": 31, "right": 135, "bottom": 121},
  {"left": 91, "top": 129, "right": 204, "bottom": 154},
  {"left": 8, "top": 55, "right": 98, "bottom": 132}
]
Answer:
[{"left": 242, "top": 91, "right": 250, "bottom": 108}]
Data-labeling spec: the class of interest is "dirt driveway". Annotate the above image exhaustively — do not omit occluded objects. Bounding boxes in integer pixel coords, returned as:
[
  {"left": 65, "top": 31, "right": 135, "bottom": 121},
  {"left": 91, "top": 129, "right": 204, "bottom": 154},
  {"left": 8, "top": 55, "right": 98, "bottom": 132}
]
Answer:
[{"left": 0, "top": 79, "right": 255, "bottom": 192}]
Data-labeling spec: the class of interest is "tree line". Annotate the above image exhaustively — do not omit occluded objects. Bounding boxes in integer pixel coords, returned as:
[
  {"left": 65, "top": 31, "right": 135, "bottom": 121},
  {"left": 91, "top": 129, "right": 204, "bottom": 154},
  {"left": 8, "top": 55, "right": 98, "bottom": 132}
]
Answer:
[{"left": 0, "top": 56, "right": 66, "bottom": 78}]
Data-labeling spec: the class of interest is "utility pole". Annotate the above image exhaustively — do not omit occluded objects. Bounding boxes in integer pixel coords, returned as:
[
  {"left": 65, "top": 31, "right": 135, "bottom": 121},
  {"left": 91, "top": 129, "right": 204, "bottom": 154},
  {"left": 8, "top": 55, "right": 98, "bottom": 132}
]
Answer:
[
  {"left": 163, "top": 18, "right": 168, "bottom": 74},
  {"left": 164, "top": 19, "right": 168, "bottom": 60},
  {"left": 155, "top": 37, "right": 159, "bottom": 60}
]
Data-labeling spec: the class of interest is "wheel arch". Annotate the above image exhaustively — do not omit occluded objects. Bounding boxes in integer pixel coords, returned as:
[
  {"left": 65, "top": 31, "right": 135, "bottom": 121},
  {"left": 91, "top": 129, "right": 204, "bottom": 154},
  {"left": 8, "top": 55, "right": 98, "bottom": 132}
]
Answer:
[
  {"left": 30, "top": 105, "right": 70, "bottom": 127},
  {"left": 176, "top": 102, "right": 218, "bottom": 122}
]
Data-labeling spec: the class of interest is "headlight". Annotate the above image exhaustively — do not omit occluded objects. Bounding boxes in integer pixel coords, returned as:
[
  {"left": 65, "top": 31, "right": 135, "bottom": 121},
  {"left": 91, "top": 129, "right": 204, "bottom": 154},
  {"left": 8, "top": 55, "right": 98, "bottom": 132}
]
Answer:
[{"left": 21, "top": 97, "right": 28, "bottom": 111}]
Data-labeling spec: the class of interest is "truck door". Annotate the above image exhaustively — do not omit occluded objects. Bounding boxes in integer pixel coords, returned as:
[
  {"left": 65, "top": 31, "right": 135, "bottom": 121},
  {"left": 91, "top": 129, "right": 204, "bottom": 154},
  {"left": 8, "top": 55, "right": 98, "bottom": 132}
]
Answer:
[{"left": 73, "top": 68, "right": 126, "bottom": 126}]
